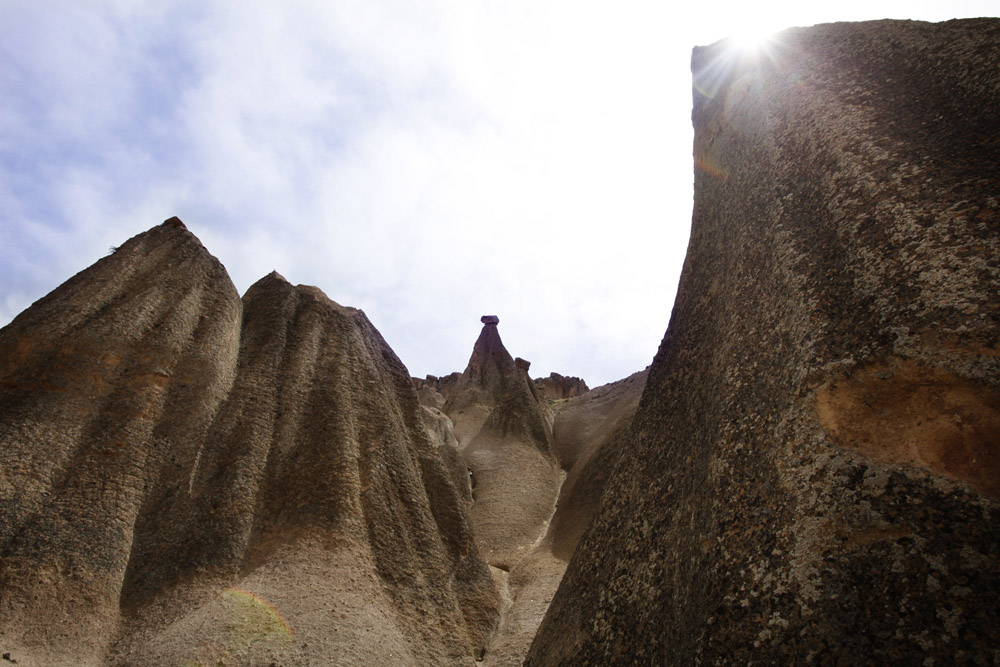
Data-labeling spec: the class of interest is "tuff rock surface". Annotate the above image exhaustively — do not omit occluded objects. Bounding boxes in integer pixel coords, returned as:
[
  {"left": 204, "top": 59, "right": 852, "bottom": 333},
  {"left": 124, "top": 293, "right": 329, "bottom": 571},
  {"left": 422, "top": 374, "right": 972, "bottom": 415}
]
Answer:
[
  {"left": 442, "top": 320, "right": 560, "bottom": 572},
  {"left": 0, "top": 221, "right": 500, "bottom": 666},
  {"left": 528, "top": 18, "right": 1000, "bottom": 665},
  {"left": 3, "top": 17, "right": 999, "bottom": 667},
  {"left": 439, "top": 325, "right": 646, "bottom": 665},
  {"left": 532, "top": 373, "right": 590, "bottom": 401}
]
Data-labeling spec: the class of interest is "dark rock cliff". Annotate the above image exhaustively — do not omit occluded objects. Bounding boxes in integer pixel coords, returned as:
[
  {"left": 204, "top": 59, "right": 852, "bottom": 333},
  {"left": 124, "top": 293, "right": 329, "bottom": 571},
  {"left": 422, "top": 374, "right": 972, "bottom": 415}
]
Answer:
[{"left": 528, "top": 18, "right": 1000, "bottom": 665}]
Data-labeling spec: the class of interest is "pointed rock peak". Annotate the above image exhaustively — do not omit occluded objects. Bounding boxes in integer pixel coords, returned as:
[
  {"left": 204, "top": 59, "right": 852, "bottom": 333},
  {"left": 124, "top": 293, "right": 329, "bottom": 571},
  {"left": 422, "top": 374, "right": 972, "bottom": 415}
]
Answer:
[
  {"left": 457, "top": 314, "right": 518, "bottom": 392},
  {"left": 162, "top": 216, "right": 187, "bottom": 229},
  {"left": 265, "top": 270, "right": 289, "bottom": 283},
  {"left": 243, "top": 271, "right": 297, "bottom": 306},
  {"left": 247, "top": 271, "right": 291, "bottom": 291}
]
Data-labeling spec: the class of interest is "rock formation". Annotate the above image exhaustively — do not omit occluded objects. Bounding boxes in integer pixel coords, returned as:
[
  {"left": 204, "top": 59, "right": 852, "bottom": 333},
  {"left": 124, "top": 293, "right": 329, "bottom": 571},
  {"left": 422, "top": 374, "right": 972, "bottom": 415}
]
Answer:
[
  {"left": 413, "top": 373, "right": 463, "bottom": 410},
  {"left": 442, "top": 318, "right": 560, "bottom": 571},
  {"left": 533, "top": 373, "right": 590, "bottom": 401},
  {"left": 546, "top": 369, "right": 647, "bottom": 561},
  {"left": 0, "top": 221, "right": 499, "bottom": 666},
  {"left": 528, "top": 19, "right": 1000, "bottom": 665},
  {"left": 474, "top": 369, "right": 648, "bottom": 665},
  {"left": 4, "top": 17, "right": 999, "bottom": 667}
]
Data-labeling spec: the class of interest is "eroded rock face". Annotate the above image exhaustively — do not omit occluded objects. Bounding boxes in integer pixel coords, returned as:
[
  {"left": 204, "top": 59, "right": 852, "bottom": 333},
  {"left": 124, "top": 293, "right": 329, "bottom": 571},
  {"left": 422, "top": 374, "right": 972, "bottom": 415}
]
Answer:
[
  {"left": 413, "top": 372, "right": 463, "bottom": 408},
  {"left": 528, "top": 19, "right": 1000, "bottom": 665},
  {"left": 0, "top": 221, "right": 499, "bottom": 666},
  {"left": 815, "top": 357, "right": 1000, "bottom": 499},
  {"left": 533, "top": 373, "right": 590, "bottom": 401},
  {"left": 442, "top": 320, "right": 560, "bottom": 571},
  {"left": 546, "top": 369, "right": 647, "bottom": 560},
  {"left": 477, "top": 370, "right": 649, "bottom": 666},
  {"left": 0, "top": 221, "right": 242, "bottom": 666}
]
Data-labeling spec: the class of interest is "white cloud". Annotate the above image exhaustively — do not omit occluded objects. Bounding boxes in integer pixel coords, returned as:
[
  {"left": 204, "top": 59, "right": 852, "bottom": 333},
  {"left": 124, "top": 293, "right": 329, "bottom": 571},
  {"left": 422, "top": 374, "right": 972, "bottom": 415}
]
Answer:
[{"left": 1, "top": 0, "right": 995, "bottom": 387}]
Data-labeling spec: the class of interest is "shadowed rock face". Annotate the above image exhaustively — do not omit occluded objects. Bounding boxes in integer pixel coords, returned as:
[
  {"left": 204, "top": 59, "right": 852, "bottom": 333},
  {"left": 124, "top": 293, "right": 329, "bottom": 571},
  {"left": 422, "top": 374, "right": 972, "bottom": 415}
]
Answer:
[
  {"left": 528, "top": 19, "right": 1000, "bottom": 665},
  {"left": 476, "top": 370, "right": 648, "bottom": 666},
  {"left": 0, "top": 221, "right": 499, "bottom": 666},
  {"left": 547, "top": 369, "right": 647, "bottom": 561}
]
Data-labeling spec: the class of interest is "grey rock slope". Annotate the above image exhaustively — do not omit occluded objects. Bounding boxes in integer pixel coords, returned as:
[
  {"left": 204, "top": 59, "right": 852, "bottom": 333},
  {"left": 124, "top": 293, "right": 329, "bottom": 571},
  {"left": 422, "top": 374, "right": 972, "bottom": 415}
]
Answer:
[
  {"left": 528, "top": 19, "right": 1000, "bottom": 665},
  {"left": 477, "top": 370, "right": 648, "bottom": 666},
  {"left": 416, "top": 320, "right": 648, "bottom": 666},
  {"left": 443, "top": 319, "right": 562, "bottom": 571},
  {"left": 547, "top": 369, "right": 647, "bottom": 561},
  {"left": 435, "top": 319, "right": 567, "bottom": 666},
  {"left": 0, "top": 219, "right": 499, "bottom": 666}
]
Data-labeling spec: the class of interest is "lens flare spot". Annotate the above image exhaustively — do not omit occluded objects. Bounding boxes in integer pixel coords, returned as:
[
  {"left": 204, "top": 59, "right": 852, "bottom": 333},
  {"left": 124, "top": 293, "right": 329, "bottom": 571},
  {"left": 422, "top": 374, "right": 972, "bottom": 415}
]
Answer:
[
  {"left": 223, "top": 587, "right": 294, "bottom": 642},
  {"left": 182, "top": 588, "right": 294, "bottom": 666}
]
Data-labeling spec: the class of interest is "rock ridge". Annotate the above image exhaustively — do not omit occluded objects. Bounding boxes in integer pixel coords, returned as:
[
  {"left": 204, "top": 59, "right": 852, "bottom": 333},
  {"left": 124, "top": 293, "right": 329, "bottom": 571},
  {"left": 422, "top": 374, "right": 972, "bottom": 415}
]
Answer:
[{"left": 0, "top": 220, "right": 500, "bottom": 666}]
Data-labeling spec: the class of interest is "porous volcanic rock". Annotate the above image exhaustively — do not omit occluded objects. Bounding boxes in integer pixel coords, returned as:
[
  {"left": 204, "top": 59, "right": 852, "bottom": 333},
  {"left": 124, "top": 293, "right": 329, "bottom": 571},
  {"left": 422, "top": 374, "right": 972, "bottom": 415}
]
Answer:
[
  {"left": 533, "top": 373, "right": 590, "bottom": 401},
  {"left": 528, "top": 19, "right": 1000, "bottom": 665},
  {"left": 0, "top": 221, "right": 241, "bottom": 666},
  {"left": 0, "top": 221, "right": 499, "bottom": 666}
]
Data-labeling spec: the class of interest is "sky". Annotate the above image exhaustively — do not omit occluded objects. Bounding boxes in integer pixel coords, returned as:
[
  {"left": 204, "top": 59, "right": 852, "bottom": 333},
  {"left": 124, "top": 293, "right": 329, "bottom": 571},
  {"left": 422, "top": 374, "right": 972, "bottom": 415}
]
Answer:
[{"left": 1, "top": 1, "right": 996, "bottom": 387}]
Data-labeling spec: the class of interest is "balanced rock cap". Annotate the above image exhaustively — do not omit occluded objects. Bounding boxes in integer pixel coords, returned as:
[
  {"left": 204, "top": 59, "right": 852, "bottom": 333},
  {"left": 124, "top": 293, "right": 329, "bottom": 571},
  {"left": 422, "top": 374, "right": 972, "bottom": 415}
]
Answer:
[
  {"left": 162, "top": 216, "right": 187, "bottom": 229},
  {"left": 481, "top": 315, "right": 499, "bottom": 325}
]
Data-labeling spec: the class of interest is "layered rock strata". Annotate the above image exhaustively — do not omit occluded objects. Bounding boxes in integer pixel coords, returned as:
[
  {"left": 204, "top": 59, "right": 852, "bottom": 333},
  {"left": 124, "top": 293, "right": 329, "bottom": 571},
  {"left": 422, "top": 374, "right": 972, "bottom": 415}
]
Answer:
[
  {"left": 0, "top": 221, "right": 499, "bottom": 666},
  {"left": 529, "top": 19, "right": 1000, "bottom": 665}
]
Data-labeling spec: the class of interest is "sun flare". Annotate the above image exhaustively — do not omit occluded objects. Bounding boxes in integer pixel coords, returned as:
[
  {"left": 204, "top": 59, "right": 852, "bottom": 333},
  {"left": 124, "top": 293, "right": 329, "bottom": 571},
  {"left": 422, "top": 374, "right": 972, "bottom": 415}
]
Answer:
[{"left": 730, "top": 21, "right": 779, "bottom": 52}]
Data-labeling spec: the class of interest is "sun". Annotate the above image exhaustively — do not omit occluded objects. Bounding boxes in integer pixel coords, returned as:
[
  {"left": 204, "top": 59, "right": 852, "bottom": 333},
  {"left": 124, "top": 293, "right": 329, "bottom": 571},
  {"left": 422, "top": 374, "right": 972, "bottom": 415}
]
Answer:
[{"left": 729, "top": 20, "right": 780, "bottom": 53}]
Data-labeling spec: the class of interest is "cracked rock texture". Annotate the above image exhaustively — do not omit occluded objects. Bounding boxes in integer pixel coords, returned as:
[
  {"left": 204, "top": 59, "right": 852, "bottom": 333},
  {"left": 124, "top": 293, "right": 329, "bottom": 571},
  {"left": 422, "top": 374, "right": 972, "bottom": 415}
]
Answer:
[
  {"left": 0, "top": 221, "right": 499, "bottom": 666},
  {"left": 528, "top": 19, "right": 1000, "bottom": 665}
]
